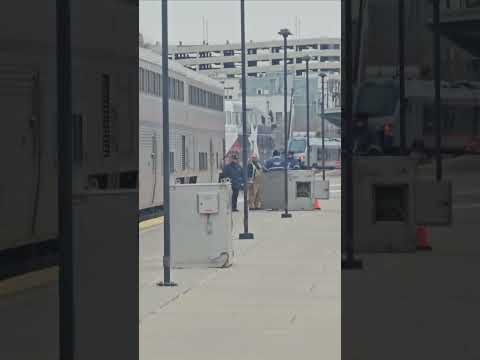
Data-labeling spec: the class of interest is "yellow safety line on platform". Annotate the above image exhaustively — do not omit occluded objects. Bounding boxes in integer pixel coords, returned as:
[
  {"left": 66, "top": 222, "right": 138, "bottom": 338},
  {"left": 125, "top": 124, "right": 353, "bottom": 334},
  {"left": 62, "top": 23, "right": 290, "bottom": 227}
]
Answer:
[
  {"left": 0, "top": 267, "right": 59, "bottom": 297},
  {"left": 0, "top": 218, "right": 163, "bottom": 296},
  {"left": 139, "top": 216, "right": 164, "bottom": 231}
]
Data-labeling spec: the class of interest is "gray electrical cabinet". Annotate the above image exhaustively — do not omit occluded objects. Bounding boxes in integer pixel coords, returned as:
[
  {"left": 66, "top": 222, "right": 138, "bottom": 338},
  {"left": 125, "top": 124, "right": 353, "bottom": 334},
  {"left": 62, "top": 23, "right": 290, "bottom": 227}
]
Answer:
[
  {"left": 262, "top": 169, "right": 317, "bottom": 211},
  {"left": 262, "top": 169, "right": 286, "bottom": 210},
  {"left": 170, "top": 183, "right": 234, "bottom": 268},
  {"left": 353, "top": 156, "right": 453, "bottom": 253}
]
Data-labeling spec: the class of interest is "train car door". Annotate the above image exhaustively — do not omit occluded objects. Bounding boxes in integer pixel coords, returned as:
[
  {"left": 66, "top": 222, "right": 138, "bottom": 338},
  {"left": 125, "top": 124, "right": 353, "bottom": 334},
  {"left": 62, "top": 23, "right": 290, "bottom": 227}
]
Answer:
[{"left": 0, "top": 69, "right": 38, "bottom": 250}]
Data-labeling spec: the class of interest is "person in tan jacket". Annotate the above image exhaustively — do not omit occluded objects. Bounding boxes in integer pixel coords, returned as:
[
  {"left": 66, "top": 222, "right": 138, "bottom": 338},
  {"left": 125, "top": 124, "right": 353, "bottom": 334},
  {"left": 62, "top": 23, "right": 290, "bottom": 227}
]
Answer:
[{"left": 247, "top": 153, "right": 263, "bottom": 210}]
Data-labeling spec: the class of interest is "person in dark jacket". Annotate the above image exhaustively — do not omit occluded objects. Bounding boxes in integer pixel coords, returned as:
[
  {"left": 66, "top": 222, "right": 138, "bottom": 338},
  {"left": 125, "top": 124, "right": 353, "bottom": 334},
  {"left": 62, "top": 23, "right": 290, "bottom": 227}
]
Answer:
[
  {"left": 264, "top": 150, "right": 285, "bottom": 170},
  {"left": 287, "top": 151, "right": 300, "bottom": 169},
  {"left": 352, "top": 113, "right": 375, "bottom": 154},
  {"left": 222, "top": 153, "right": 244, "bottom": 211}
]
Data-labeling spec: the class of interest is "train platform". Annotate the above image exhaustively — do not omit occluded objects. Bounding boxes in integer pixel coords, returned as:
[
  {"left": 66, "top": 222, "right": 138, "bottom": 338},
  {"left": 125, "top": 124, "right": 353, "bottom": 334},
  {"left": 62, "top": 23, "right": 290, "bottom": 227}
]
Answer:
[{"left": 139, "top": 174, "right": 341, "bottom": 360}]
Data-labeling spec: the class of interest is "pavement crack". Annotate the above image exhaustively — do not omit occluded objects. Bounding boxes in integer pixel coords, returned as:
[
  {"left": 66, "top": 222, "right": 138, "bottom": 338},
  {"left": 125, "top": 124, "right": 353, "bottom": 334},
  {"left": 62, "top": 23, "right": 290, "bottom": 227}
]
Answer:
[
  {"left": 140, "top": 270, "right": 222, "bottom": 326},
  {"left": 289, "top": 313, "right": 297, "bottom": 325}
]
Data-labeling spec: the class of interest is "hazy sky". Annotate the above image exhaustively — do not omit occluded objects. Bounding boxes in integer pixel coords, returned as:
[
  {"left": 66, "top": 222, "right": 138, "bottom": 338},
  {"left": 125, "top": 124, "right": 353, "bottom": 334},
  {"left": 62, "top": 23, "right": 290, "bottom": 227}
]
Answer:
[{"left": 140, "top": 0, "right": 341, "bottom": 45}]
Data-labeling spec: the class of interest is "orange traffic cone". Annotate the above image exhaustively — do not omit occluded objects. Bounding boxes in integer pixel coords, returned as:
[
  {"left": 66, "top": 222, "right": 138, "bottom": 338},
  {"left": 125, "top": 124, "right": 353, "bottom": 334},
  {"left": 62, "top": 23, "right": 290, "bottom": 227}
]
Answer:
[
  {"left": 313, "top": 198, "right": 322, "bottom": 210},
  {"left": 416, "top": 225, "right": 432, "bottom": 251}
]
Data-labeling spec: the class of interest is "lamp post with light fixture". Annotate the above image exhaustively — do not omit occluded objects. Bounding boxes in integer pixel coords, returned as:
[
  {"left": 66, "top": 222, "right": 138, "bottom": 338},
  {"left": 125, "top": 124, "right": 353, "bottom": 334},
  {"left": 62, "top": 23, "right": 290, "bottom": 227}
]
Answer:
[{"left": 278, "top": 28, "right": 292, "bottom": 219}]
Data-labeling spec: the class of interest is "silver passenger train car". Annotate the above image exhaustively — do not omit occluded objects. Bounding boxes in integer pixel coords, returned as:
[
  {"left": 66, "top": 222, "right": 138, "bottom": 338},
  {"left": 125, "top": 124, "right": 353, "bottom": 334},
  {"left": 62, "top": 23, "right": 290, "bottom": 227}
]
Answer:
[{"left": 139, "top": 48, "right": 225, "bottom": 212}]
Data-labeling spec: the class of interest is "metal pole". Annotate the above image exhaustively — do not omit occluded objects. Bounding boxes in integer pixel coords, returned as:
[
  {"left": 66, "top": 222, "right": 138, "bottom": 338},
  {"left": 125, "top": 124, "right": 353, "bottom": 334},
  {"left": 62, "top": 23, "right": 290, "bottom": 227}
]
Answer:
[
  {"left": 239, "top": 0, "right": 253, "bottom": 239},
  {"left": 306, "top": 57, "right": 310, "bottom": 168},
  {"left": 342, "top": 0, "right": 362, "bottom": 269},
  {"left": 399, "top": 0, "right": 406, "bottom": 154},
  {"left": 158, "top": 0, "right": 177, "bottom": 287},
  {"left": 57, "top": 0, "right": 75, "bottom": 357},
  {"left": 433, "top": 0, "right": 442, "bottom": 181},
  {"left": 321, "top": 74, "right": 326, "bottom": 180},
  {"left": 279, "top": 29, "right": 292, "bottom": 219},
  {"left": 353, "top": 0, "right": 365, "bottom": 84}
]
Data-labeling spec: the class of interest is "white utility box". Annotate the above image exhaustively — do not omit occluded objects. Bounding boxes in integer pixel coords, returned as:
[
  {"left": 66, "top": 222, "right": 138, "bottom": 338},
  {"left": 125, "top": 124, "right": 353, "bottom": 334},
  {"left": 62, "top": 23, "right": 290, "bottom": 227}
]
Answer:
[
  {"left": 353, "top": 156, "right": 453, "bottom": 253},
  {"left": 171, "top": 183, "right": 234, "bottom": 268},
  {"left": 288, "top": 170, "right": 315, "bottom": 210},
  {"left": 353, "top": 156, "right": 417, "bottom": 253}
]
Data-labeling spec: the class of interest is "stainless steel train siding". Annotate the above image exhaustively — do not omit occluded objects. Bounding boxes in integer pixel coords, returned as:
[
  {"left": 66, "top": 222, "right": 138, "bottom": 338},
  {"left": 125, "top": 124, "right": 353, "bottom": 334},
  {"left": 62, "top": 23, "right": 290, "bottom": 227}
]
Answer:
[{"left": 139, "top": 48, "right": 225, "bottom": 211}]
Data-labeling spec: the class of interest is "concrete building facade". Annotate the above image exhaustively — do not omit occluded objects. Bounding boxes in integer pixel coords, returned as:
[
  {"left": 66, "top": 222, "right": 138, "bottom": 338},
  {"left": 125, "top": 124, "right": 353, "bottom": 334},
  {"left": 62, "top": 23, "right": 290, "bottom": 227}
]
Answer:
[{"left": 159, "top": 37, "right": 341, "bottom": 80}]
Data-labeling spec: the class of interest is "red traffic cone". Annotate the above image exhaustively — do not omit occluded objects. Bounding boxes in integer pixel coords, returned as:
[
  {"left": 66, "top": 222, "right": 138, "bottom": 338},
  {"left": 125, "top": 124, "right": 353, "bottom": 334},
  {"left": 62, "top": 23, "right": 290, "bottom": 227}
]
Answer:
[
  {"left": 313, "top": 198, "right": 322, "bottom": 210},
  {"left": 416, "top": 225, "right": 432, "bottom": 251}
]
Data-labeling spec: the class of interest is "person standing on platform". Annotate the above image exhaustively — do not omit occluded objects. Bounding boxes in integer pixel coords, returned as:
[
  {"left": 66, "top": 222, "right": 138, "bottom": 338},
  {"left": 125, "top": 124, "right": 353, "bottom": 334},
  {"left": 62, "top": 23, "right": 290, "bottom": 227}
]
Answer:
[
  {"left": 247, "top": 153, "right": 263, "bottom": 210},
  {"left": 287, "top": 150, "right": 300, "bottom": 169},
  {"left": 264, "top": 149, "right": 285, "bottom": 171},
  {"left": 222, "top": 153, "right": 243, "bottom": 212}
]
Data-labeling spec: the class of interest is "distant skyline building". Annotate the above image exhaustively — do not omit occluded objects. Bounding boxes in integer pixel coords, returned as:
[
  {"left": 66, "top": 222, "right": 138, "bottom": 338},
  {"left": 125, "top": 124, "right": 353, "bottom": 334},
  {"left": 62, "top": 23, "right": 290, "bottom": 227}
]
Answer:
[{"left": 146, "top": 37, "right": 340, "bottom": 81}]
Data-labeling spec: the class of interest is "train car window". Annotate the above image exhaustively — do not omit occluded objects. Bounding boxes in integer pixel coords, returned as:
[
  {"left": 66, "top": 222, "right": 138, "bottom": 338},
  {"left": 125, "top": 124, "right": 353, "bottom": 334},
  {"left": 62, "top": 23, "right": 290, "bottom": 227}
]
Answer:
[
  {"left": 199, "top": 152, "right": 208, "bottom": 170},
  {"left": 141, "top": 68, "right": 146, "bottom": 93},
  {"left": 101, "top": 74, "right": 111, "bottom": 158},
  {"left": 155, "top": 73, "right": 160, "bottom": 96},
  {"left": 149, "top": 71, "right": 153, "bottom": 95},
  {"left": 169, "top": 152, "right": 175, "bottom": 173},
  {"left": 181, "top": 136, "right": 186, "bottom": 170},
  {"left": 159, "top": 73, "right": 162, "bottom": 96},
  {"left": 145, "top": 70, "right": 150, "bottom": 94},
  {"left": 152, "top": 72, "right": 157, "bottom": 96}
]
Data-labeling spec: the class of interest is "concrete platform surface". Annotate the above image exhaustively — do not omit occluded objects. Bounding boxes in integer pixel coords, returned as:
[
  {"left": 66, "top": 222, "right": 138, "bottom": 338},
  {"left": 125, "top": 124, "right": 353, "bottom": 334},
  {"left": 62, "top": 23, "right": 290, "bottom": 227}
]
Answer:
[{"left": 139, "top": 176, "right": 341, "bottom": 360}]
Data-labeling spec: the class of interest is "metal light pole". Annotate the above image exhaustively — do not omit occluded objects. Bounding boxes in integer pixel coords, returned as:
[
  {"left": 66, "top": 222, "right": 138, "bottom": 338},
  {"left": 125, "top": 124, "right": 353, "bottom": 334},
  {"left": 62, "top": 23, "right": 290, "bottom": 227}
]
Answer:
[
  {"left": 433, "top": 0, "right": 442, "bottom": 182},
  {"left": 399, "top": 0, "right": 406, "bottom": 154},
  {"left": 320, "top": 72, "right": 326, "bottom": 180},
  {"left": 279, "top": 28, "right": 292, "bottom": 219},
  {"left": 158, "top": 0, "right": 177, "bottom": 287},
  {"left": 56, "top": 0, "right": 75, "bottom": 357},
  {"left": 342, "top": 0, "right": 362, "bottom": 269},
  {"left": 304, "top": 54, "right": 311, "bottom": 168},
  {"left": 239, "top": 0, "right": 254, "bottom": 240}
]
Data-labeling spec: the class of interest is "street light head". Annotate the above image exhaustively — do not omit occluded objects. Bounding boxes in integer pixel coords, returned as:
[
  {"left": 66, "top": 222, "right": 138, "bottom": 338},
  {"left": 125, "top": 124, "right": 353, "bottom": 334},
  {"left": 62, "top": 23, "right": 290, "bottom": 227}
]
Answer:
[
  {"left": 303, "top": 54, "right": 312, "bottom": 62},
  {"left": 278, "top": 28, "right": 292, "bottom": 38},
  {"left": 319, "top": 72, "right": 327, "bottom": 78}
]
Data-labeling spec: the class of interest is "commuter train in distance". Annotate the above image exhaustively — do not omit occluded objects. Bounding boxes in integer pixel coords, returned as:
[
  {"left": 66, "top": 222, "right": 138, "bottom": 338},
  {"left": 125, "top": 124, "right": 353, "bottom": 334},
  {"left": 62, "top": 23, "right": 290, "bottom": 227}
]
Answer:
[
  {"left": 355, "top": 79, "right": 480, "bottom": 154},
  {"left": 288, "top": 136, "right": 341, "bottom": 170},
  {"left": 139, "top": 47, "right": 225, "bottom": 215}
]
